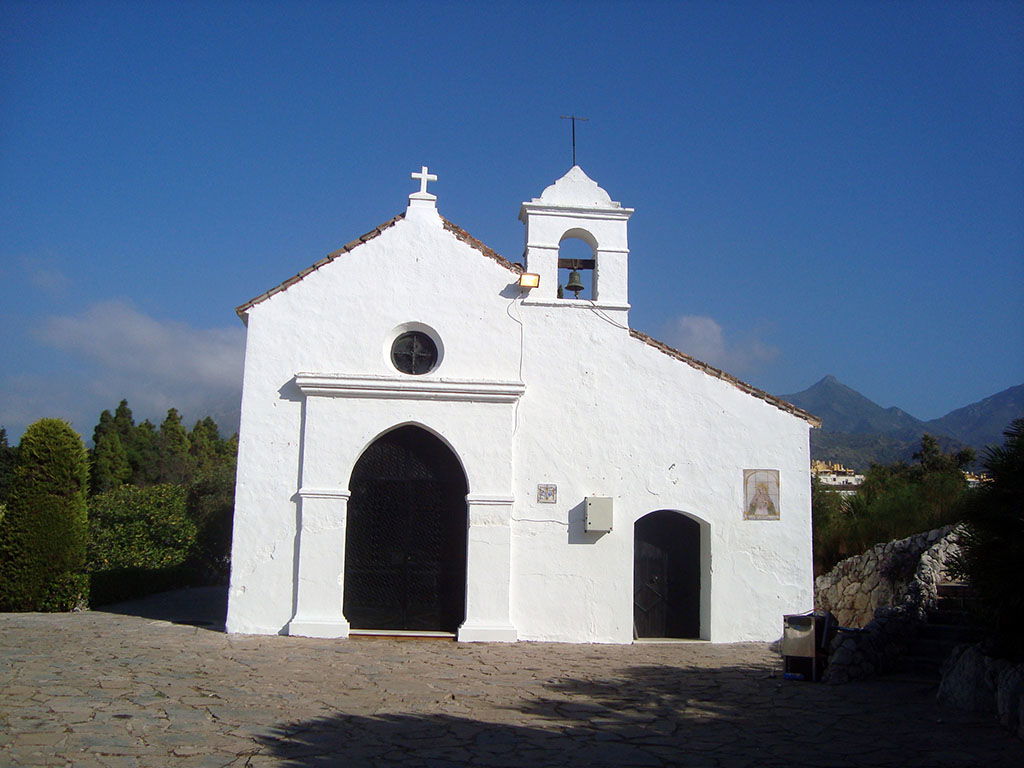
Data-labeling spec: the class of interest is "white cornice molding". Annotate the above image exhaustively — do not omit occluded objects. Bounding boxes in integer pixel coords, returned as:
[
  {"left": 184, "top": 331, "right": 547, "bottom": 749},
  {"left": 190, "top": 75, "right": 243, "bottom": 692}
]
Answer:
[
  {"left": 521, "top": 298, "right": 630, "bottom": 311},
  {"left": 297, "top": 487, "right": 351, "bottom": 500},
  {"left": 524, "top": 242, "right": 629, "bottom": 256},
  {"left": 295, "top": 373, "right": 526, "bottom": 403},
  {"left": 466, "top": 494, "right": 515, "bottom": 506},
  {"left": 519, "top": 204, "right": 634, "bottom": 221}
]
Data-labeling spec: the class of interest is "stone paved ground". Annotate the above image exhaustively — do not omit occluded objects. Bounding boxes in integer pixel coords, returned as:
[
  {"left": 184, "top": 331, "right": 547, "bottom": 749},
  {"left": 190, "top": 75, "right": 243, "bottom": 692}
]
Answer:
[{"left": 2, "top": 588, "right": 1022, "bottom": 768}]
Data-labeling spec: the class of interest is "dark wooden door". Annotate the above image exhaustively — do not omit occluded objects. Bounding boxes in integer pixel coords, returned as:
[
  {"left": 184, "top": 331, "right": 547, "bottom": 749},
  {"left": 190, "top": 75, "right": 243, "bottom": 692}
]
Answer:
[
  {"left": 344, "top": 427, "right": 467, "bottom": 632},
  {"left": 633, "top": 539, "right": 669, "bottom": 637},
  {"left": 633, "top": 511, "right": 701, "bottom": 638}
]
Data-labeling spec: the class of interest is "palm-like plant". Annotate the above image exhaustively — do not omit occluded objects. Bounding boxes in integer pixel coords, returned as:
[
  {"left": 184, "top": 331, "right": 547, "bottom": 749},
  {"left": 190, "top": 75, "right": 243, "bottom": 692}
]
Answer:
[{"left": 949, "top": 418, "right": 1024, "bottom": 660}]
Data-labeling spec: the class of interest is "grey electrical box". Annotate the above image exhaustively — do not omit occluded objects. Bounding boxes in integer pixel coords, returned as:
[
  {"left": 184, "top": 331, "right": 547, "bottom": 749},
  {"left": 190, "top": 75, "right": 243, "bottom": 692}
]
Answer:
[{"left": 585, "top": 497, "right": 613, "bottom": 533}]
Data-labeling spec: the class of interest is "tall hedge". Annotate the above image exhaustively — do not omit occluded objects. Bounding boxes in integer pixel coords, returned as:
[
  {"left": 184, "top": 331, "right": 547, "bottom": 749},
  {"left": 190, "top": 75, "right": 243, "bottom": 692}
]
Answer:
[
  {"left": 88, "top": 483, "right": 197, "bottom": 605},
  {"left": 0, "top": 419, "right": 89, "bottom": 611}
]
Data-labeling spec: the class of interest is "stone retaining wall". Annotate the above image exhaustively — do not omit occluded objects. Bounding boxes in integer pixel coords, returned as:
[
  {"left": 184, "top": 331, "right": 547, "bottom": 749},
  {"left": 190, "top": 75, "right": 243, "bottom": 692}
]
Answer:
[
  {"left": 814, "top": 526, "right": 961, "bottom": 684},
  {"left": 939, "top": 644, "right": 1024, "bottom": 740},
  {"left": 814, "top": 526, "right": 958, "bottom": 628}
]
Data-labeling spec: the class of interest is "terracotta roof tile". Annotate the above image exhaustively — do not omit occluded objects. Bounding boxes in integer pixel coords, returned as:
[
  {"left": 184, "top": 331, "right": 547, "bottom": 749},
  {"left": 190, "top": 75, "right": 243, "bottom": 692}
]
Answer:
[
  {"left": 235, "top": 213, "right": 405, "bottom": 318},
  {"left": 441, "top": 217, "right": 523, "bottom": 273},
  {"left": 628, "top": 328, "right": 821, "bottom": 426}
]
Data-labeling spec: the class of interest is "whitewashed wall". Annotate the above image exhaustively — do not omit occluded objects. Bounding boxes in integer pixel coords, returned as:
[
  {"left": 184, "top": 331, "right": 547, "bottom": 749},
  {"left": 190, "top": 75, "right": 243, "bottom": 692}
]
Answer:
[
  {"left": 227, "top": 184, "right": 814, "bottom": 643},
  {"left": 509, "top": 303, "right": 812, "bottom": 642}
]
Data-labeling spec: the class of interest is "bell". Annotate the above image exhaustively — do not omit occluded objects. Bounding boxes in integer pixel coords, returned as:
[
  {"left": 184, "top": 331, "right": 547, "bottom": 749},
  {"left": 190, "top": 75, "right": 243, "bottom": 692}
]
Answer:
[{"left": 565, "top": 269, "right": 585, "bottom": 297}]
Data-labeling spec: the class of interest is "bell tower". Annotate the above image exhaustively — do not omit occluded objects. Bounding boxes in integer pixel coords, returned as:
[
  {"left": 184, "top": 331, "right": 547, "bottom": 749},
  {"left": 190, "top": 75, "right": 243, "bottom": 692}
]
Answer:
[{"left": 519, "top": 166, "right": 634, "bottom": 311}]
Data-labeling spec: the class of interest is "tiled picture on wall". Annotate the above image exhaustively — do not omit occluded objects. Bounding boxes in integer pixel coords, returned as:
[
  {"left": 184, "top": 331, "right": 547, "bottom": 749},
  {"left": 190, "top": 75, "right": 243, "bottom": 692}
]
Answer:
[{"left": 743, "top": 469, "right": 780, "bottom": 520}]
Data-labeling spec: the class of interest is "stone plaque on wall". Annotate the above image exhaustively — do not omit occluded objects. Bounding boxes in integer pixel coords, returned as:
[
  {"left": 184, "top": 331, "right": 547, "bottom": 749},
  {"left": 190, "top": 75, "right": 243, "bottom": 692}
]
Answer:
[
  {"left": 537, "top": 484, "right": 557, "bottom": 503},
  {"left": 743, "top": 469, "right": 780, "bottom": 520}
]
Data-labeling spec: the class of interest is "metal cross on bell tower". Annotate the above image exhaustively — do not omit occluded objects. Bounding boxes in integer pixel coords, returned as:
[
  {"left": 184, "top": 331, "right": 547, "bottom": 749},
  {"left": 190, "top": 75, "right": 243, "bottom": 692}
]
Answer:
[{"left": 560, "top": 115, "right": 589, "bottom": 167}]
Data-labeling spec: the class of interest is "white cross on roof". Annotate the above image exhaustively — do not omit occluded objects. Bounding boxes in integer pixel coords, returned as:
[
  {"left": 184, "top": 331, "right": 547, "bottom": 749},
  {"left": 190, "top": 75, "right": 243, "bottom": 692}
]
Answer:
[{"left": 411, "top": 165, "right": 437, "bottom": 195}]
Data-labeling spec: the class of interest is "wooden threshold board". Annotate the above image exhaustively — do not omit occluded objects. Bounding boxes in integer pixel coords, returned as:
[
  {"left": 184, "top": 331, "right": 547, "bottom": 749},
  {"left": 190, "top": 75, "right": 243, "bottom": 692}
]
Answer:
[{"left": 349, "top": 629, "right": 457, "bottom": 639}]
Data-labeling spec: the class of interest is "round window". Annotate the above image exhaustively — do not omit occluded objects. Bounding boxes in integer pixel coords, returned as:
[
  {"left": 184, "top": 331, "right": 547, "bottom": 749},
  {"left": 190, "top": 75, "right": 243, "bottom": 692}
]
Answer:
[{"left": 391, "top": 331, "right": 438, "bottom": 375}]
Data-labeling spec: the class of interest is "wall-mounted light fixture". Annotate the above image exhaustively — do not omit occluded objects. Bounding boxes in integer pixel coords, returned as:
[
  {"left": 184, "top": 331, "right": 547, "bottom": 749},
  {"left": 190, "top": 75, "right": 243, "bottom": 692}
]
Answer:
[{"left": 518, "top": 273, "right": 540, "bottom": 289}]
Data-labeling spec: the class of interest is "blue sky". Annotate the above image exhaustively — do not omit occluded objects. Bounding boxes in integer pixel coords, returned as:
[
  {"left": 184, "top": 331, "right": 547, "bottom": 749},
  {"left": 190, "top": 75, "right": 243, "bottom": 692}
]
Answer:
[{"left": 2, "top": 0, "right": 1022, "bottom": 441}]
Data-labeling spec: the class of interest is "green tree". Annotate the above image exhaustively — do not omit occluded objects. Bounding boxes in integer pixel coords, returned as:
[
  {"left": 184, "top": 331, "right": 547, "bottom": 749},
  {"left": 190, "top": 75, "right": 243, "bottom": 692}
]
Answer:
[
  {"left": 0, "top": 419, "right": 89, "bottom": 611},
  {"left": 911, "top": 433, "right": 975, "bottom": 477},
  {"left": 128, "top": 419, "right": 160, "bottom": 486},
  {"left": 156, "top": 409, "right": 191, "bottom": 485},
  {"left": 188, "top": 416, "right": 222, "bottom": 479},
  {"left": 186, "top": 461, "right": 236, "bottom": 584},
  {"left": 0, "top": 427, "right": 17, "bottom": 504},
  {"left": 90, "top": 431, "right": 131, "bottom": 495},
  {"left": 91, "top": 409, "right": 115, "bottom": 449},
  {"left": 811, "top": 476, "right": 847, "bottom": 575},
  {"left": 950, "top": 419, "right": 1024, "bottom": 659},
  {"left": 112, "top": 399, "right": 135, "bottom": 443},
  {"left": 88, "top": 484, "right": 197, "bottom": 604},
  {"left": 813, "top": 435, "right": 972, "bottom": 574}
]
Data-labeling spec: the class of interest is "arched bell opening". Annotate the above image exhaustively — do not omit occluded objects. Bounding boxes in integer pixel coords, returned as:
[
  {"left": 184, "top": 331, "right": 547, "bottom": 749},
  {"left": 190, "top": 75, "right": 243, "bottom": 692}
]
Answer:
[
  {"left": 557, "top": 232, "right": 596, "bottom": 300},
  {"left": 633, "top": 510, "right": 706, "bottom": 639},
  {"left": 344, "top": 425, "right": 468, "bottom": 632}
]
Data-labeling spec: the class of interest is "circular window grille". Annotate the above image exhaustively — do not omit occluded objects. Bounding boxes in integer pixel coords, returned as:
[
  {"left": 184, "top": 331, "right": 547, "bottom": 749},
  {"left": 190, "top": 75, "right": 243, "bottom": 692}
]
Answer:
[{"left": 391, "top": 331, "right": 438, "bottom": 375}]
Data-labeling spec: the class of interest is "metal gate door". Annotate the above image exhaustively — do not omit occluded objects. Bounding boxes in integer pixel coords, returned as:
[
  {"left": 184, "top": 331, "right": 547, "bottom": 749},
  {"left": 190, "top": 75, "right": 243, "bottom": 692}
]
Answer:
[{"left": 344, "top": 426, "right": 468, "bottom": 632}]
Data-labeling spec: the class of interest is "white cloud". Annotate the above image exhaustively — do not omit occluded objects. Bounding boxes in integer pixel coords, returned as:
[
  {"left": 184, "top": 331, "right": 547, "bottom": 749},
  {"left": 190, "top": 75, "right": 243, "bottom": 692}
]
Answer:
[
  {"left": 38, "top": 301, "right": 243, "bottom": 392},
  {"left": 23, "top": 257, "right": 71, "bottom": 298},
  {"left": 661, "top": 315, "right": 779, "bottom": 374},
  {"left": 0, "top": 301, "right": 244, "bottom": 441}
]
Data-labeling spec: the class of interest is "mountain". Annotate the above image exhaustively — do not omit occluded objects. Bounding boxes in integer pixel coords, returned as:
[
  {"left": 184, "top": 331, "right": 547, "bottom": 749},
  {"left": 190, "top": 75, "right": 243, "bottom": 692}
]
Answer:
[
  {"left": 782, "top": 375, "right": 926, "bottom": 439},
  {"left": 780, "top": 376, "right": 1023, "bottom": 470},
  {"left": 925, "top": 384, "right": 1024, "bottom": 453}
]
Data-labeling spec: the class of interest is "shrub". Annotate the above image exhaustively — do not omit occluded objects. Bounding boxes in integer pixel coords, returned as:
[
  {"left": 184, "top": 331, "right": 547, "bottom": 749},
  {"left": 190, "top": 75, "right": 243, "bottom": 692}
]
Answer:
[
  {"left": 186, "top": 467, "right": 235, "bottom": 585},
  {"left": 88, "top": 484, "right": 197, "bottom": 605},
  {"left": 949, "top": 419, "right": 1024, "bottom": 659},
  {"left": 813, "top": 435, "right": 970, "bottom": 574},
  {"left": 811, "top": 477, "right": 846, "bottom": 575},
  {"left": 0, "top": 419, "right": 89, "bottom": 611}
]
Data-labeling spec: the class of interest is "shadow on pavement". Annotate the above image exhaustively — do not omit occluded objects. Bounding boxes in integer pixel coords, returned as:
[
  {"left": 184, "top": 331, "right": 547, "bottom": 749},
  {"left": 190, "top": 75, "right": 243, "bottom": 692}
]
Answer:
[
  {"left": 253, "top": 662, "right": 1023, "bottom": 767},
  {"left": 92, "top": 585, "right": 228, "bottom": 632}
]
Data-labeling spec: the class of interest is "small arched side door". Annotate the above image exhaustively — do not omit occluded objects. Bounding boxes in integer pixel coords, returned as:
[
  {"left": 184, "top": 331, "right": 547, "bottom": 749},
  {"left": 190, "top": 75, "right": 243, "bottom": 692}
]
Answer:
[{"left": 633, "top": 510, "right": 701, "bottom": 639}]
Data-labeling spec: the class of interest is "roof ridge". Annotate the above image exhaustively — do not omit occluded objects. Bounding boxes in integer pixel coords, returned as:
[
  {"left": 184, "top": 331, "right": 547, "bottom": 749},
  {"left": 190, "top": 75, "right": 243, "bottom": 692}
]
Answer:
[{"left": 628, "top": 328, "right": 821, "bottom": 426}]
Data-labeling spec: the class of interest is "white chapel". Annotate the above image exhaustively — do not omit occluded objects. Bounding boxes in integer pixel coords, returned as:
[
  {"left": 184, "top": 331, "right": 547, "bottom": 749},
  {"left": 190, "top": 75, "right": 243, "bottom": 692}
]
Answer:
[{"left": 226, "top": 166, "right": 819, "bottom": 643}]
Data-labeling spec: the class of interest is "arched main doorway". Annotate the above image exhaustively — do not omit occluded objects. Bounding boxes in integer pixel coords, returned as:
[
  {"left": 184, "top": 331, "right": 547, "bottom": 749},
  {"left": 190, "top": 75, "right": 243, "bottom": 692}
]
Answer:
[
  {"left": 343, "top": 426, "right": 468, "bottom": 632},
  {"left": 633, "top": 510, "right": 702, "bottom": 639}
]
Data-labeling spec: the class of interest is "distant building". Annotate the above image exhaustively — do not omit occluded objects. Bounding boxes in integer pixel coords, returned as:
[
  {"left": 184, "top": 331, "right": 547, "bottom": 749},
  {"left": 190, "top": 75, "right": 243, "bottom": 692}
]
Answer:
[
  {"left": 963, "top": 471, "right": 991, "bottom": 488},
  {"left": 811, "top": 460, "right": 864, "bottom": 496}
]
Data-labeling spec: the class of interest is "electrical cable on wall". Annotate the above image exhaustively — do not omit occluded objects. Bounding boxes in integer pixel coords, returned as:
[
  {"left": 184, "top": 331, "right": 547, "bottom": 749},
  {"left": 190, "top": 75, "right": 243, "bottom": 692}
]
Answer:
[{"left": 506, "top": 289, "right": 527, "bottom": 436}]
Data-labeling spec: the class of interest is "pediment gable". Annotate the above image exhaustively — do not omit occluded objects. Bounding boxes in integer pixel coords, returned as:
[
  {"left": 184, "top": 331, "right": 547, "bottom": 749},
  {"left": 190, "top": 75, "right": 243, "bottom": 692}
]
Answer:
[{"left": 235, "top": 214, "right": 523, "bottom": 320}]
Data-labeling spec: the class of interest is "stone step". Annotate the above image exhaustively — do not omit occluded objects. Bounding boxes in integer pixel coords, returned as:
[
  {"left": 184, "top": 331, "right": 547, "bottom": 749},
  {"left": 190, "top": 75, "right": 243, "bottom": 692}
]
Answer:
[
  {"left": 911, "top": 636, "right": 974, "bottom": 657},
  {"left": 905, "top": 637, "right": 957, "bottom": 662},
  {"left": 878, "top": 669, "right": 941, "bottom": 687},
  {"left": 926, "top": 608, "right": 974, "bottom": 625},
  {"left": 900, "top": 653, "right": 944, "bottom": 677},
  {"left": 917, "top": 623, "right": 983, "bottom": 644},
  {"left": 936, "top": 582, "right": 975, "bottom": 599},
  {"left": 935, "top": 595, "right": 980, "bottom": 613}
]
